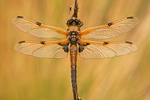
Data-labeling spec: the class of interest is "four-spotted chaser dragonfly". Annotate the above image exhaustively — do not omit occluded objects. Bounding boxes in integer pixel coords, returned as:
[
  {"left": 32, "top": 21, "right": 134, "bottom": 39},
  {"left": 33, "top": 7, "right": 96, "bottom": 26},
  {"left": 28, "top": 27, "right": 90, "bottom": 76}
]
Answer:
[{"left": 11, "top": 16, "right": 138, "bottom": 94}]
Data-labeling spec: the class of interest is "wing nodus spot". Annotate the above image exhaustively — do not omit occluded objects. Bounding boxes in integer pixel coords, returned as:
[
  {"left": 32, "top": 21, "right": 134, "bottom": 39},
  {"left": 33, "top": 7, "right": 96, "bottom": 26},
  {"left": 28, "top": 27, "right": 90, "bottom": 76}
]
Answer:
[
  {"left": 36, "top": 22, "right": 41, "bottom": 26},
  {"left": 17, "top": 16, "right": 23, "bottom": 18},
  {"left": 41, "top": 41, "right": 45, "bottom": 44},
  {"left": 104, "top": 42, "right": 108, "bottom": 45},
  {"left": 58, "top": 43, "right": 61, "bottom": 45},
  {"left": 125, "top": 41, "right": 132, "bottom": 44},
  {"left": 127, "top": 17, "right": 134, "bottom": 19},
  {"left": 18, "top": 41, "right": 25, "bottom": 43},
  {"left": 108, "top": 22, "right": 113, "bottom": 26},
  {"left": 86, "top": 43, "right": 90, "bottom": 45}
]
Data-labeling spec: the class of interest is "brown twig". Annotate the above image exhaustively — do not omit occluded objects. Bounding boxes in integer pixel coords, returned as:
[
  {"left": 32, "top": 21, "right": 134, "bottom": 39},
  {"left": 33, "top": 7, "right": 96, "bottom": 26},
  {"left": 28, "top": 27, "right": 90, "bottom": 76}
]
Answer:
[{"left": 72, "top": 0, "right": 78, "bottom": 18}]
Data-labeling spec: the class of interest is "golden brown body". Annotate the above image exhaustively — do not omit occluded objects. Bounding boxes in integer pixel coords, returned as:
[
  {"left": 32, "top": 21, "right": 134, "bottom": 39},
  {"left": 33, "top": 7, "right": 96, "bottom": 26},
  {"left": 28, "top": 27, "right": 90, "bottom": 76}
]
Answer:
[
  {"left": 70, "top": 44, "right": 77, "bottom": 70},
  {"left": 70, "top": 44, "right": 78, "bottom": 99},
  {"left": 68, "top": 25, "right": 79, "bottom": 94}
]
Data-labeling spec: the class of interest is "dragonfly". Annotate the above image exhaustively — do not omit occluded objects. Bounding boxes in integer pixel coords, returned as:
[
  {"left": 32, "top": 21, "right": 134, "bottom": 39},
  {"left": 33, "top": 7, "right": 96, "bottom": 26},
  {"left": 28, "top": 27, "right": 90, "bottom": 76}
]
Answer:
[
  {"left": 11, "top": 15, "right": 138, "bottom": 99},
  {"left": 11, "top": 16, "right": 139, "bottom": 59}
]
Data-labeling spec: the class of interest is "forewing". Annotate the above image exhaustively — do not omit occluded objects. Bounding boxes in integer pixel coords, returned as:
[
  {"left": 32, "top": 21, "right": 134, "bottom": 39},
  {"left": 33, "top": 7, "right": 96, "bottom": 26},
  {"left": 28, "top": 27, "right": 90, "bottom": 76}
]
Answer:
[
  {"left": 11, "top": 16, "right": 68, "bottom": 39},
  {"left": 14, "top": 40, "right": 69, "bottom": 58},
  {"left": 79, "top": 41, "right": 137, "bottom": 59},
  {"left": 79, "top": 17, "right": 139, "bottom": 40}
]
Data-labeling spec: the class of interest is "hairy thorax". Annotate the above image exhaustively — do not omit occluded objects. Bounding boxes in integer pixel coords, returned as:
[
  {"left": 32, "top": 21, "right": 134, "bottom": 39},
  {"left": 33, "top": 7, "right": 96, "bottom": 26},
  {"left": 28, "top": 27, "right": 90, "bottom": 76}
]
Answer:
[{"left": 67, "top": 26, "right": 80, "bottom": 44}]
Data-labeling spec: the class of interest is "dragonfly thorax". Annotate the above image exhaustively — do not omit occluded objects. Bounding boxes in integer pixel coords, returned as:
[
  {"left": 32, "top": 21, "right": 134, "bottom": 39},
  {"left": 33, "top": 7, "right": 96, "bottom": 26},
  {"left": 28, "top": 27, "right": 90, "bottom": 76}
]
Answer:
[{"left": 68, "top": 31, "right": 79, "bottom": 44}]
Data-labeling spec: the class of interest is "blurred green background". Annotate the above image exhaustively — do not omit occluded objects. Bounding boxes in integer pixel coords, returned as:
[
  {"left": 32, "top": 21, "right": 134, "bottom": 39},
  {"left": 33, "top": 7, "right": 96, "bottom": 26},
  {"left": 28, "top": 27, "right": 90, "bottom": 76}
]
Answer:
[{"left": 0, "top": 0, "right": 150, "bottom": 100}]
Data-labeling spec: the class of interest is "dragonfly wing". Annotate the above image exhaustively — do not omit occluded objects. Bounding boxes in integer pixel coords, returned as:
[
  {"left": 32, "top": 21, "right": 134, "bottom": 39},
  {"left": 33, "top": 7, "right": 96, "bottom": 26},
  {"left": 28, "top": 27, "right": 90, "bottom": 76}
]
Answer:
[
  {"left": 78, "top": 40, "right": 137, "bottom": 59},
  {"left": 79, "top": 17, "right": 139, "bottom": 40},
  {"left": 11, "top": 16, "right": 68, "bottom": 39},
  {"left": 14, "top": 40, "right": 69, "bottom": 58}
]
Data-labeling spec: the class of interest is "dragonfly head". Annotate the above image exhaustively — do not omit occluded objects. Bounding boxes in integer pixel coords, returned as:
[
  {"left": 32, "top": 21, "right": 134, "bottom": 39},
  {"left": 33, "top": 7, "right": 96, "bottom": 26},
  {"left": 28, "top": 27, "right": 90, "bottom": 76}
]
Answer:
[{"left": 66, "top": 17, "right": 83, "bottom": 27}]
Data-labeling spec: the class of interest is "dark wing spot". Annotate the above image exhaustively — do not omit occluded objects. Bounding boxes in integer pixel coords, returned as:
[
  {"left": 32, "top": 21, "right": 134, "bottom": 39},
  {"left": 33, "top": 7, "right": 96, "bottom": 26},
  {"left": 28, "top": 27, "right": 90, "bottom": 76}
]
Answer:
[
  {"left": 63, "top": 45, "right": 69, "bottom": 52},
  {"left": 18, "top": 41, "right": 25, "bottom": 43},
  {"left": 79, "top": 45, "right": 84, "bottom": 52},
  {"left": 127, "top": 17, "right": 134, "bottom": 19},
  {"left": 41, "top": 41, "right": 45, "bottom": 44},
  {"left": 104, "top": 42, "right": 108, "bottom": 45},
  {"left": 125, "top": 41, "right": 132, "bottom": 44},
  {"left": 17, "top": 16, "right": 23, "bottom": 18},
  {"left": 36, "top": 22, "right": 41, "bottom": 26},
  {"left": 58, "top": 43, "right": 69, "bottom": 52},
  {"left": 108, "top": 22, "right": 113, "bottom": 26},
  {"left": 78, "top": 43, "right": 90, "bottom": 52}
]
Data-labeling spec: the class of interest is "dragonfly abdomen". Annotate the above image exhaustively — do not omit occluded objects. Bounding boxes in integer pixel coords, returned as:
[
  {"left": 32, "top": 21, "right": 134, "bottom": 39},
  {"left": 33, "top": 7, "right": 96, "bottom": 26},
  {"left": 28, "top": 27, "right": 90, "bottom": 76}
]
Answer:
[{"left": 70, "top": 44, "right": 77, "bottom": 92}]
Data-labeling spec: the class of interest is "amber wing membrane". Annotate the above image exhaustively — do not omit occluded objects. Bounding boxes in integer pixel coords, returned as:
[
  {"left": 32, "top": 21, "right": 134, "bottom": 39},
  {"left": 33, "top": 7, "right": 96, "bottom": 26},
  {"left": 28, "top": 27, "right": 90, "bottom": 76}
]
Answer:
[
  {"left": 79, "top": 17, "right": 139, "bottom": 40},
  {"left": 14, "top": 41, "right": 68, "bottom": 58},
  {"left": 11, "top": 16, "right": 68, "bottom": 39},
  {"left": 79, "top": 41, "right": 137, "bottom": 59}
]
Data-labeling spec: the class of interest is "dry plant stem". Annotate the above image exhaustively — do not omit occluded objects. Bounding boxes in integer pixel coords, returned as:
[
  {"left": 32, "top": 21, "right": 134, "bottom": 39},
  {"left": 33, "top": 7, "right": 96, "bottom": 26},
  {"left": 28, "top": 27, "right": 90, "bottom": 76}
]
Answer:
[{"left": 72, "top": 0, "right": 78, "bottom": 18}]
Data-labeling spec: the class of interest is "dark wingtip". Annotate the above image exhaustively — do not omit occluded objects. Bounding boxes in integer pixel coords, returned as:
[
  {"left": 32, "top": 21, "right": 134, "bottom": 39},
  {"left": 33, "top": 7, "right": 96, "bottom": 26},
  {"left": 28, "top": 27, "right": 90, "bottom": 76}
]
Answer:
[
  {"left": 17, "top": 16, "right": 23, "bottom": 18},
  {"left": 18, "top": 41, "right": 25, "bottom": 43},
  {"left": 127, "top": 17, "right": 134, "bottom": 19},
  {"left": 125, "top": 41, "right": 132, "bottom": 44}
]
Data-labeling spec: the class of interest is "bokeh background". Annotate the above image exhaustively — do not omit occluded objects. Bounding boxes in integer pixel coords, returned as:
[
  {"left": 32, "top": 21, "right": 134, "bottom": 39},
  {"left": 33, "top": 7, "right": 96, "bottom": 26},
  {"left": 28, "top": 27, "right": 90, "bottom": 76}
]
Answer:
[{"left": 0, "top": 0, "right": 150, "bottom": 100}]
